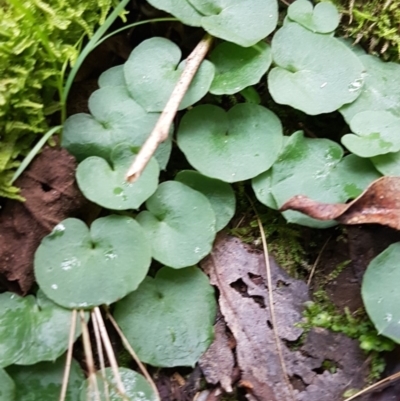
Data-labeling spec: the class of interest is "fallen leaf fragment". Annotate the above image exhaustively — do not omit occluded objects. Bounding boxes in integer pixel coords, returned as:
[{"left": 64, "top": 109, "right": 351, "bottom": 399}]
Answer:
[
  {"left": 201, "top": 234, "right": 370, "bottom": 401},
  {"left": 199, "top": 315, "right": 235, "bottom": 393},
  {"left": 281, "top": 176, "right": 400, "bottom": 230}
]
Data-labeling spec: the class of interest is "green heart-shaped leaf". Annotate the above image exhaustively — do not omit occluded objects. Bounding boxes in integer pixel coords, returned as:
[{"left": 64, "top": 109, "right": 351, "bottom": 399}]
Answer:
[
  {"left": 175, "top": 170, "right": 236, "bottom": 231},
  {"left": 124, "top": 37, "right": 214, "bottom": 112},
  {"left": 34, "top": 216, "right": 151, "bottom": 309},
  {"left": 0, "top": 369, "right": 15, "bottom": 400},
  {"left": 7, "top": 356, "right": 84, "bottom": 401},
  {"left": 80, "top": 368, "right": 158, "bottom": 401},
  {"left": 342, "top": 111, "right": 400, "bottom": 157},
  {"left": 287, "top": 0, "right": 340, "bottom": 33},
  {"left": 252, "top": 131, "right": 381, "bottom": 227},
  {"left": 16, "top": 290, "right": 86, "bottom": 366},
  {"left": 340, "top": 55, "right": 400, "bottom": 123},
  {"left": 62, "top": 86, "right": 172, "bottom": 169},
  {"left": 191, "top": 0, "right": 278, "bottom": 47},
  {"left": 209, "top": 41, "right": 272, "bottom": 95},
  {"left": 137, "top": 181, "right": 216, "bottom": 268},
  {"left": 76, "top": 144, "right": 159, "bottom": 210},
  {"left": 98, "top": 65, "right": 125, "bottom": 87},
  {"left": 0, "top": 291, "right": 84, "bottom": 367},
  {"left": 177, "top": 103, "right": 283, "bottom": 182},
  {"left": 147, "top": 0, "right": 278, "bottom": 47},
  {"left": 0, "top": 293, "right": 31, "bottom": 367},
  {"left": 268, "top": 22, "right": 364, "bottom": 115},
  {"left": 114, "top": 266, "right": 216, "bottom": 367},
  {"left": 147, "top": 0, "right": 202, "bottom": 26},
  {"left": 362, "top": 242, "right": 400, "bottom": 342},
  {"left": 372, "top": 151, "right": 400, "bottom": 176}
]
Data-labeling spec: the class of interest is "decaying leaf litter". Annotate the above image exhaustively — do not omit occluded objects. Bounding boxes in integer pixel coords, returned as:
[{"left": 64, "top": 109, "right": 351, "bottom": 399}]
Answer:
[{"left": 3, "top": 0, "right": 400, "bottom": 400}]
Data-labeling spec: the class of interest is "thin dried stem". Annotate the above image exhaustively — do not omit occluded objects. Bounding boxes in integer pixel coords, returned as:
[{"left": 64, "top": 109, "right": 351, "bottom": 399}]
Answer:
[
  {"left": 91, "top": 310, "right": 110, "bottom": 401},
  {"left": 307, "top": 236, "right": 331, "bottom": 286},
  {"left": 256, "top": 215, "right": 296, "bottom": 401},
  {"left": 105, "top": 308, "right": 161, "bottom": 401},
  {"left": 93, "top": 307, "right": 126, "bottom": 398},
  {"left": 125, "top": 34, "right": 213, "bottom": 183},
  {"left": 344, "top": 371, "right": 400, "bottom": 401},
  {"left": 59, "top": 309, "right": 77, "bottom": 401},
  {"left": 80, "top": 310, "right": 100, "bottom": 401}
]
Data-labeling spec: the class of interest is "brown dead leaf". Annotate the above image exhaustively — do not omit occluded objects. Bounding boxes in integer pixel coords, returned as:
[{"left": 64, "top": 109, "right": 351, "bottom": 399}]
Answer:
[
  {"left": 201, "top": 234, "right": 370, "bottom": 401},
  {"left": 0, "top": 147, "right": 88, "bottom": 293},
  {"left": 281, "top": 177, "right": 400, "bottom": 230},
  {"left": 199, "top": 315, "right": 235, "bottom": 393}
]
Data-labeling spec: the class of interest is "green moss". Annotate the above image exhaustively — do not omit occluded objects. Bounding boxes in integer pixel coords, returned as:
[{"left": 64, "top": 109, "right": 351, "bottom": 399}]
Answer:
[
  {"left": 323, "top": 0, "right": 400, "bottom": 60},
  {"left": 302, "top": 289, "right": 394, "bottom": 381},
  {"left": 230, "top": 203, "right": 309, "bottom": 278},
  {"left": 0, "top": 0, "right": 120, "bottom": 199}
]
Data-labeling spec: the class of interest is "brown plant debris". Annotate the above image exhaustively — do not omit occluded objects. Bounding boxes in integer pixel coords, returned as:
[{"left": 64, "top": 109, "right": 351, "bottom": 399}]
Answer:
[
  {"left": 201, "top": 234, "right": 370, "bottom": 401},
  {"left": 0, "top": 146, "right": 87, "bottom": 293},
  {"left": 281, "top": 177, "right": 400, "bottom": 230},
  {"left": 199, "top": 314, "right": 236, "bottom": 393}
]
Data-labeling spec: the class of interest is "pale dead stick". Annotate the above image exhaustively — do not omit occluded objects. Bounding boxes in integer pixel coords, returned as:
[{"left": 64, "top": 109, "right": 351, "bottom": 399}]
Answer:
[
  {"left": 93, "top": 307, "right": 127, "bottom": 399},
  {"left": 344, "top": 370, "right": 400, "bottom": 401},
  {"left": 125, "top": 33, "right": 213, "bottom": 183},
  {"left": 59, "top": 309, "right": 77, "bottom": 401},
  {"left": 105, "top": 308, "right": 161, "bottom": 401},
  {"left": 256, "top": 215, "right": 296, "bottom": 401},
  {"left": 91, "top": 310, "right": 110, "bottom": 401}
]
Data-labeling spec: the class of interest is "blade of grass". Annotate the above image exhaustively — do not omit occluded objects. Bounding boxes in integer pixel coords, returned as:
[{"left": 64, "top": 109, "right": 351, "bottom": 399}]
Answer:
[
  {"left": 95, "top": 18, "right": 178, "bottom": 48},
  {"left": 62, "top": 0, "right": 130, "bottom": 106}
]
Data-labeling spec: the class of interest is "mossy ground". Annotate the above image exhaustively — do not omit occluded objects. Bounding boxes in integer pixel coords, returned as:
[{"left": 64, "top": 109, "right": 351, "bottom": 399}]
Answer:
[{"left": 323, "top": 0, "right": 400, "bottom": 60}]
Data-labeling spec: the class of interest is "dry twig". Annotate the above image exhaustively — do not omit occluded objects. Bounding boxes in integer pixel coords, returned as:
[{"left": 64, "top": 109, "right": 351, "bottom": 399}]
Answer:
[
  {"left": 59, "top": 309, "right": 77, "bottom": 401},
  {"left": 91, "top": 310, "right": 110, "bottom": 401},
  {"left": 106, "top": 308, "right": 161, "bottom": 401},
  {"left": 125, "top": 34, "right": 213, "bottom": 182},
  {"left": 93, "top": 307, "right": 126, "bottom": 398},
  {"left": 80, "top": 310, "right": 100, "bottom": 401}
]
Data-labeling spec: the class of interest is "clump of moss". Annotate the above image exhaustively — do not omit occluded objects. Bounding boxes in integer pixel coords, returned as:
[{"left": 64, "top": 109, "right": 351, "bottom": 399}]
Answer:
[
  {"left": 302, "top": 289, "right": 395, "bottom": 381},
  {"left": 326, "top": 0, "right": 400, "bottom": 60},
  {"left": 0, "top": 0, "right": 120, "bottom": 199},
  {"left": 230, "top": 192, "right": 309, "bottom": 278}
]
